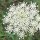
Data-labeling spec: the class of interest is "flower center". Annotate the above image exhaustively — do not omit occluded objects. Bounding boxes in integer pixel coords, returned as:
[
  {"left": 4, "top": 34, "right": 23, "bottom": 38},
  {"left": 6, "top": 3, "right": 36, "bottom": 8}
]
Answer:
[{"left": 16, "top": 9, "right": 27, "bottom": 19}]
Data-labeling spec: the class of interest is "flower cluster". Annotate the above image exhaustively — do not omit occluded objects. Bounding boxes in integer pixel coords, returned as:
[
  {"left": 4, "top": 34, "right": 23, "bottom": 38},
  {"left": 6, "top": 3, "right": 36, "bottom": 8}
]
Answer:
[{"left": 3, "top": 2, "right": 40, "bottom": 39}]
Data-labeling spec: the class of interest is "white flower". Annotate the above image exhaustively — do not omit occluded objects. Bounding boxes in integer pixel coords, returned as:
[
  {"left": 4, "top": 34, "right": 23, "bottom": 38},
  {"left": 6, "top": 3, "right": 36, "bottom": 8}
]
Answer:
[{"left": 3, "top": 2, "right": 40, "bottom": 39}]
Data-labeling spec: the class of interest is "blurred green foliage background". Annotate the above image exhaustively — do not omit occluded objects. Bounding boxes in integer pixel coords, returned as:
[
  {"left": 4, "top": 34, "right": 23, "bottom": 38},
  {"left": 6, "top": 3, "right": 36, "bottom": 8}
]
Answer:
[{"left": 0, "top": 0, "right": 40, "bottom": 40}]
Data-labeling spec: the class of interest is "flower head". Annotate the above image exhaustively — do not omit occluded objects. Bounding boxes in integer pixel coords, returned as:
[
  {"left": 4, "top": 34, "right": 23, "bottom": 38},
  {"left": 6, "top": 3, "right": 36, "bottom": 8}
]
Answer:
[{"left": 3, "top": 2, "right": 40, "bottom": 39}]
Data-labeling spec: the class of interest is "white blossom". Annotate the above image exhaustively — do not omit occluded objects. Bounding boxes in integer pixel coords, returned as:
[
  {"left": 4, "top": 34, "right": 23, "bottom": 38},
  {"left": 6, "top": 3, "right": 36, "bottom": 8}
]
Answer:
[{"left": 3, "top": 2, "right": 40, "bottom": 39}]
